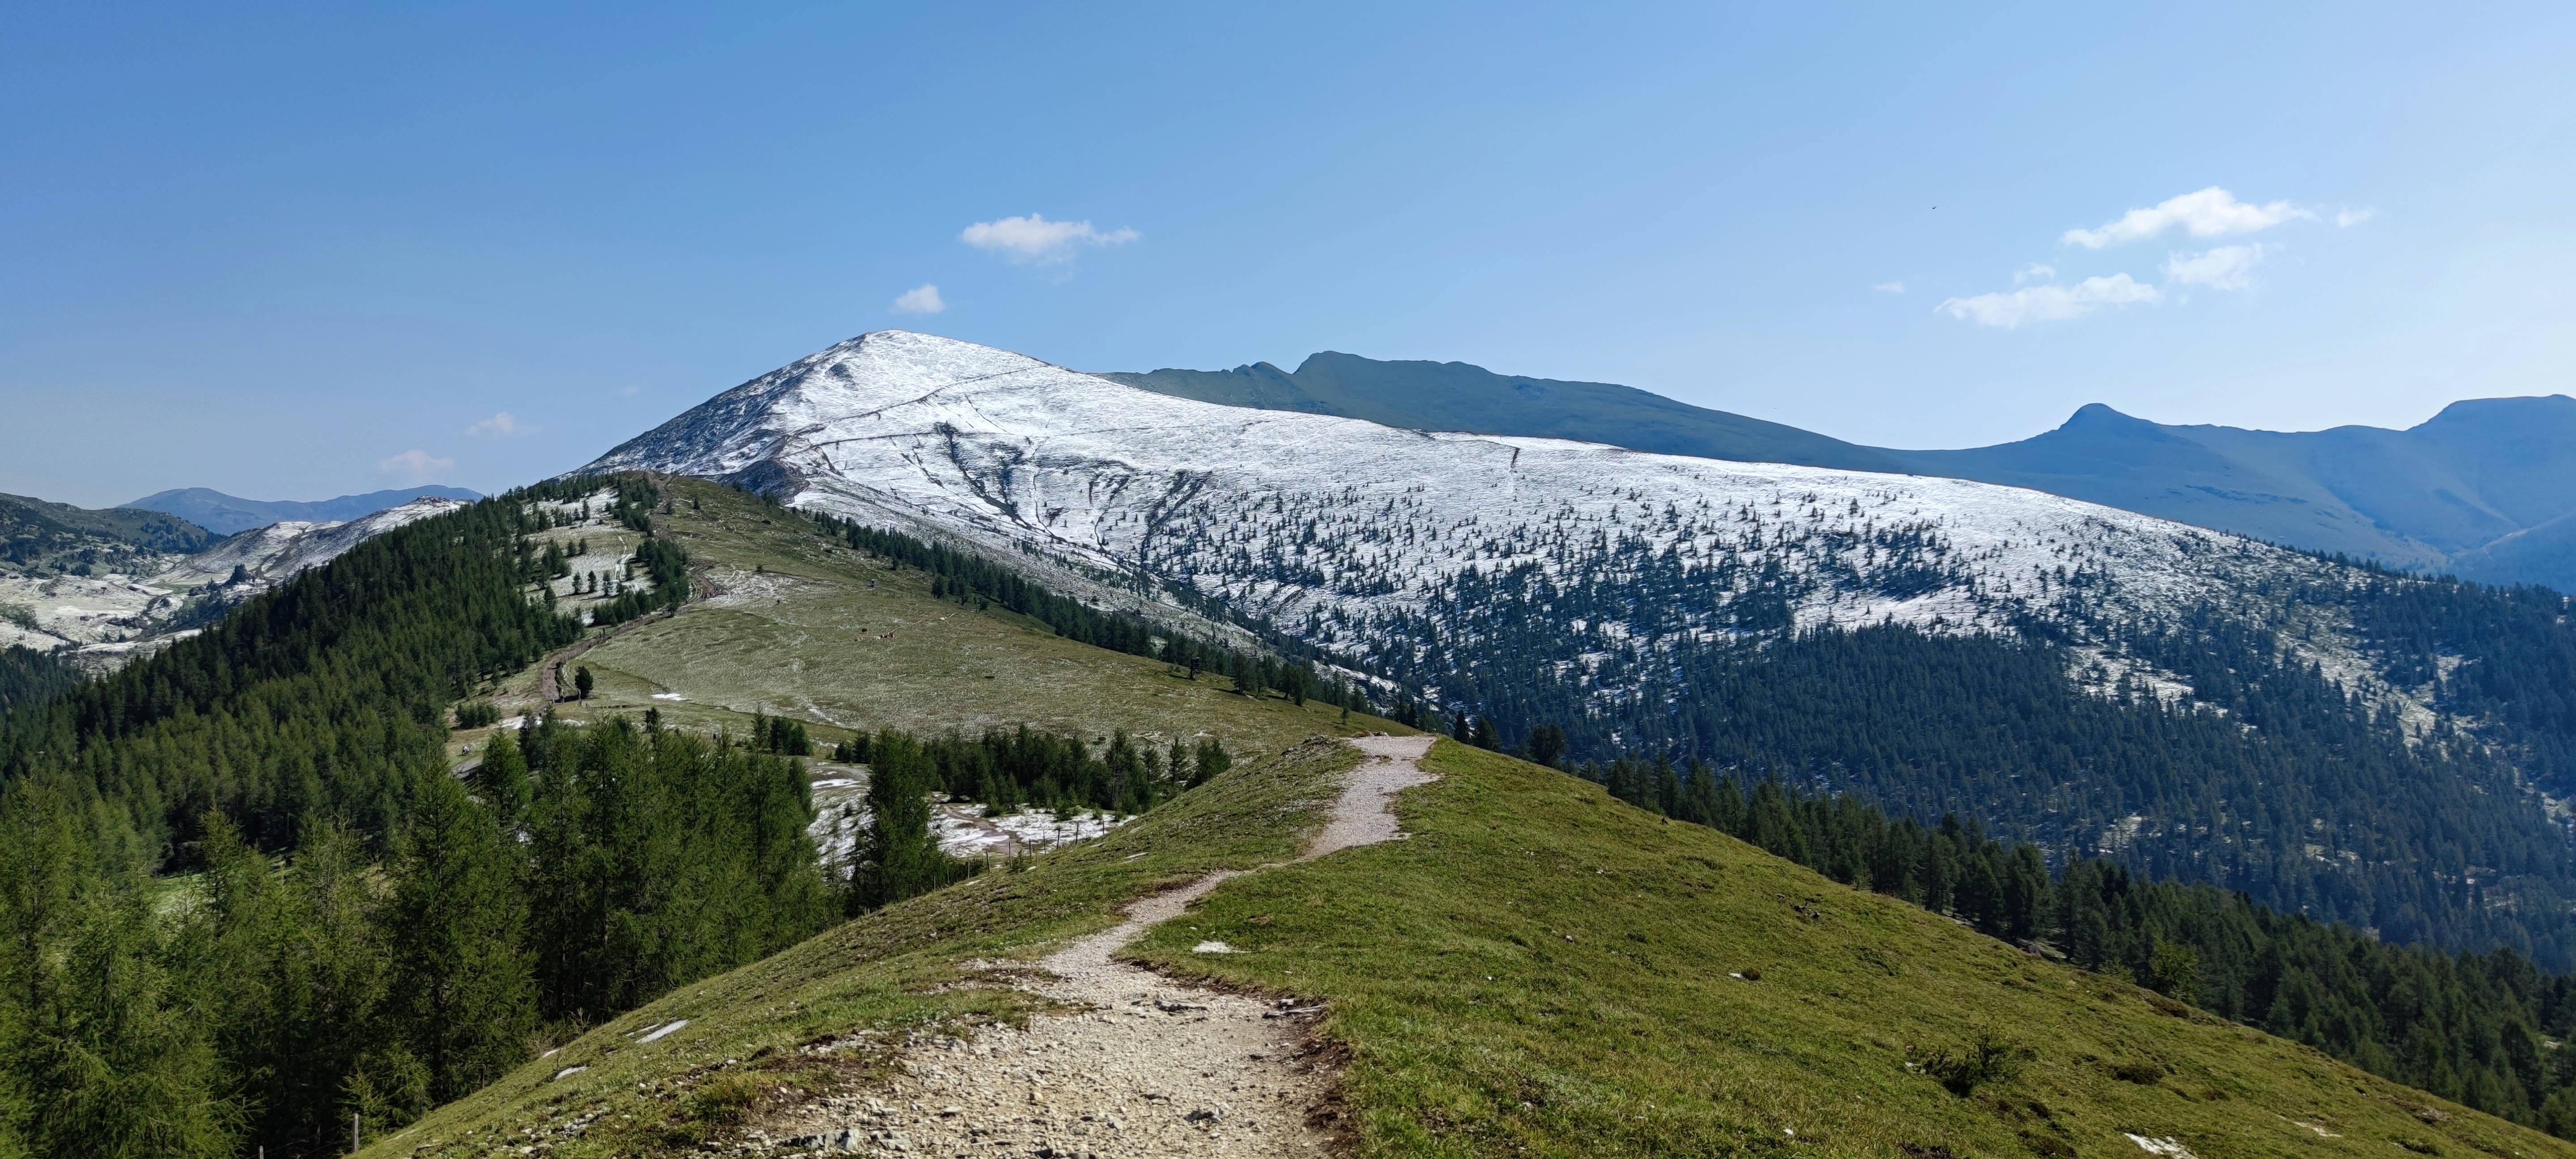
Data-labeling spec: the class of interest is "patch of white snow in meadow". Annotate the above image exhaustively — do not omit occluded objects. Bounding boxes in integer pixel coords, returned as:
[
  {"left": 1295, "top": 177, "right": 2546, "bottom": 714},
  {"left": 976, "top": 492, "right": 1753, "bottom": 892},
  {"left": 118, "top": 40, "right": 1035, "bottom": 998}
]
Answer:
[{"left": 803, "top": 764, "right": 1129, "bottom": 867}]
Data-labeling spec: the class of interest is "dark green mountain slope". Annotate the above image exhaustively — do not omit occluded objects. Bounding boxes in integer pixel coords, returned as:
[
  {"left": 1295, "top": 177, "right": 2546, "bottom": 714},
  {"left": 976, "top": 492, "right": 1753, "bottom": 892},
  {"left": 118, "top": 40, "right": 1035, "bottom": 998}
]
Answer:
[
  {"left": 0, "top": 490, "right": 215, "bottom": 572},
  {"left": 1111, "top": 351, "right": 2576, "bottom": 589},
  {"left": 126, "top": 485, "right": 484, "bottom": 535},
  {"left": 1401, "top": 584, "right": 2576, "bottom": 968},
  {"left": 1104, "top": 353, "right": 1906, "bottom": 471},
  {"left": 0, "top": 478, "right": 845, "bottom": 1156}
]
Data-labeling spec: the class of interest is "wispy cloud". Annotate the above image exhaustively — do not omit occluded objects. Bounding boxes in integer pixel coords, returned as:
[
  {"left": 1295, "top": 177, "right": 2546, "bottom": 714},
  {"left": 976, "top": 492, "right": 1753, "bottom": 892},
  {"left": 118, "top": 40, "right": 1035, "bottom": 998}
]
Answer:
[
  {"left": 466, "top": 411, "right": 527, "bottom": 437},
  {"left": 1873, "top": 281, "right": 1906, "bottom": 294},
  {"left": 891, "top": 284, "right": 946, "bottom": 314},
  {"left": 377, "top": 449, "right": 454, "bottom": 482},
  {"left": 1936, "top": 187, "right": 2364, "bottom": 329},
  {"left": 2162, "top": 244, "right": 2267, "bottom": 291},
  {"left": 2062, "top": 187, "right": 2311, "bottom": 248},
  {"left": 1937, "top": 274, "right": 2160, "bottom": 328},
  {"left": 960, "top": 213, "right": 1139, "bottom": 264}
]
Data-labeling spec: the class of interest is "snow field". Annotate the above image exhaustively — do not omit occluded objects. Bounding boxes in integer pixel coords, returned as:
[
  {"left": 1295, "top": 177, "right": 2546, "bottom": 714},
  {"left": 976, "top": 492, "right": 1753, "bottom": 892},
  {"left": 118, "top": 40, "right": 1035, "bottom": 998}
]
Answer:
[{"left": 587, "top": 330, "right": 2420, "bottom": 721}]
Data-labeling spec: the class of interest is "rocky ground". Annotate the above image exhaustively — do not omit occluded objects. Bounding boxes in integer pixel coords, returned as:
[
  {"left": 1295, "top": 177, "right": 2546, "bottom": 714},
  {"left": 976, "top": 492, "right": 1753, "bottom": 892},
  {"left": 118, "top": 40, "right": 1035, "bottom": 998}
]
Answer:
[{"left": 753, "top": 734, "right": 1436, "bottom": 1158}]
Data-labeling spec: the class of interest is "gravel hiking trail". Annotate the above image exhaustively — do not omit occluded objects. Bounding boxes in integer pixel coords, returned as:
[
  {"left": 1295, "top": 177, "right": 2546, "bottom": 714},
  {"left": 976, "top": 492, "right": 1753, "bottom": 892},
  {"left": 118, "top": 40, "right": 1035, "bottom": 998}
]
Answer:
[{"left": 765, "top": 734, "right": 1436, "bottom": 1158}]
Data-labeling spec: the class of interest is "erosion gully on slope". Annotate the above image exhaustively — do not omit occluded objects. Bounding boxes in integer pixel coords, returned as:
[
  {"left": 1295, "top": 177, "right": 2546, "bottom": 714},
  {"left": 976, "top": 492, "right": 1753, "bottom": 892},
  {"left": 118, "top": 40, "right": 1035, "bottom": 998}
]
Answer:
[{"left": 760, "top": 734, "right": 1437, "bottom": 1158}]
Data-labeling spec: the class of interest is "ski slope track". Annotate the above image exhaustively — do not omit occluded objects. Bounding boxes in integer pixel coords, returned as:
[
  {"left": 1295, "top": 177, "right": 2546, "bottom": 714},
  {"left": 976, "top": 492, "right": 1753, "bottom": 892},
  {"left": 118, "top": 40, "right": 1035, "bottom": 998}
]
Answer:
[{"left": 587, "top": 331, "right": 2401, "bottom": 715}]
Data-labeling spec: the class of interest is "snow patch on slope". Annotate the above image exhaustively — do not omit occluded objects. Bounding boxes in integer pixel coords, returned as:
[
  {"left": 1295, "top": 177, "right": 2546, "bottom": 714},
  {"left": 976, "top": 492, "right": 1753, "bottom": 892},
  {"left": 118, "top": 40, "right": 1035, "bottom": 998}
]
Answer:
[
  {"left": 161, "top": 498, "right": 466, "bottom": 591},
  {"left": 806, "top": 765, "right": 1125, "bottom": 866}
]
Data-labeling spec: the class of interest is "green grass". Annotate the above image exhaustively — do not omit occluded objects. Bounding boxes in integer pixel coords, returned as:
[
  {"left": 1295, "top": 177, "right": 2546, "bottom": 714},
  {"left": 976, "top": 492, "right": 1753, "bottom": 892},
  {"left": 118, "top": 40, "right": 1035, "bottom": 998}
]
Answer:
[
  {"left": 1131, "top": 743, "right": 2569, "bottom": 1158},
  {"left": 479, "top": 478, "right": 1362, "bottom": 758},
  {"left": 378, "top": 736, "right": 1364, "bottom": 1156},
  {"left": 393, "top": 736, "right": 2572, "bottom": 1158}
]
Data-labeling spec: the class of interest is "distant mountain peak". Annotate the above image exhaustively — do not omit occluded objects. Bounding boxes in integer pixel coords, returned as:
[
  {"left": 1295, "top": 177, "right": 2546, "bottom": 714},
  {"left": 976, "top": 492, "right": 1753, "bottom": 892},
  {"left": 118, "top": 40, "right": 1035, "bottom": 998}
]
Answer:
[
  {"left": 2062, "top": 401, "right": 2137, "bottom": 425},
  {"left": 2049, "top": 402, "right": 2181, "bottom": 440}
]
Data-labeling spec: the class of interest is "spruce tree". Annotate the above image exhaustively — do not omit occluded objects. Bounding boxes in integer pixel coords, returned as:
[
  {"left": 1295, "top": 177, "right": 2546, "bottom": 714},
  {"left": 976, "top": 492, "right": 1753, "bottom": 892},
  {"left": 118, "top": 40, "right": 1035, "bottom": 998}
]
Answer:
[
  {"left": 1192, "top": 737, "right": 1232, "bottom": 787},
  {"left": 197, "top": 814, "right": 396, "bottom": 1155},
  {"left": 850, "top": 732, "right": 961, "bottom": 914},
  {"left": 386, "top": 769, "right": 536, "bottom": 1104},
  {"left": 1525, "top": 723, "right": 1567, "bottom": 769},
  {"left": 473, "top": 730, "right": 533, "bottom": 829},
  {"left": 2, "top": 789, "right": 238, "bottom": 1158}
]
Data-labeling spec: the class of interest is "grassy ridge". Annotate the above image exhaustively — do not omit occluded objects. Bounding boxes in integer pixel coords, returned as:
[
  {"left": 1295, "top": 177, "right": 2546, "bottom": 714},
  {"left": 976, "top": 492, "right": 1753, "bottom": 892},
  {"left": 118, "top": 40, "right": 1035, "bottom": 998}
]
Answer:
[
  {"left": 388, "top": 734, "right": 2576, "bottom": 1158},
  {"left": 377, "top": 736, "right": 1368, "bottom": 1156},
  {"left": 1139, "top": 742, "right": 2569, "bottom": 1157}
]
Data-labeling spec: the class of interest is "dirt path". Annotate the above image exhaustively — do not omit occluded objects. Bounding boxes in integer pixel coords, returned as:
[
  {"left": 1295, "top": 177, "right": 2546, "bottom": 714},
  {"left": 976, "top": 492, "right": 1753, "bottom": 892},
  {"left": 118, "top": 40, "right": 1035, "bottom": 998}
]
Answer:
[
  {"left": 526, "top": 590, "right": 696, "bottom": 706},
  {"left": 532, "top": 614, "right": 648, "bottom": 705},
  {"left": 767, "top": 735, "right": 1436, "bottom": 1158}
]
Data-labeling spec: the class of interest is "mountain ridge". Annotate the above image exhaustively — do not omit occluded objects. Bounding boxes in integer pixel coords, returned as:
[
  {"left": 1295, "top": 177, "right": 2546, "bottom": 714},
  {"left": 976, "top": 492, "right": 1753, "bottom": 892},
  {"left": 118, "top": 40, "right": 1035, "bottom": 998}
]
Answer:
[
  {"left": 1111, "top": 353, "right": 2576, "bottom": 590},
  {"left": 1106, "top": 353, "right": 1907, "bottom": 472}
]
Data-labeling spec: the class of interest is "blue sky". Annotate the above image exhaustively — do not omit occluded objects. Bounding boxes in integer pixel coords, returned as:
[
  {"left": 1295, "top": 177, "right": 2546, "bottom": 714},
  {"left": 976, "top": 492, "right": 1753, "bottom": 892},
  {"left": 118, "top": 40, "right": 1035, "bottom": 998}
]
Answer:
[{"left": 4, "top": 2, "right": 2572, "bottom": 506}]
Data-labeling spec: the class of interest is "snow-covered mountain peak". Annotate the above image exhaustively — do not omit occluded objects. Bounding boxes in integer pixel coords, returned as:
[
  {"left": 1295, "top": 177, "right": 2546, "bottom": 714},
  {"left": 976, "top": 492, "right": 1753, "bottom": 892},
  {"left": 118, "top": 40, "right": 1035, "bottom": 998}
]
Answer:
[{"left": 587, "top": 332, "right": 2382, "bottom": 708}]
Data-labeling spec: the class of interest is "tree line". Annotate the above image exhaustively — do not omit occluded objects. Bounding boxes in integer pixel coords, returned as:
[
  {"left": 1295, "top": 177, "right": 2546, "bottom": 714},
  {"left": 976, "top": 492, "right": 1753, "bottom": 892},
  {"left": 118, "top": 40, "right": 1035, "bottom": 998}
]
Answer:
[
  {"left": 832, "top": 724, "right": 1233, "bottom": 818},
  {"left": 1431, "top": 614, "right": 2576, "bottom": 970},
  {"left": 0, "top": 478, "right": 1250, "bottom": 1155}
]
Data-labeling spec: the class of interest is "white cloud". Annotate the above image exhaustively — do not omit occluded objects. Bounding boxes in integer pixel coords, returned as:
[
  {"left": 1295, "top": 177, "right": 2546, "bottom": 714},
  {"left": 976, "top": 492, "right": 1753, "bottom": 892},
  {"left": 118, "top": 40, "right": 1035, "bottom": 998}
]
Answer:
[
  {"left": 2162, "top": 244, "right": 2267, "bottom": 291},
  {"left": 466, "top": 411, "right": 527, "bottom": 437},
  {"left": 2334, "top": 207, "right": 2375, "bottom": 228},
  {"left": 1873, "top": 281, "right": 1906, "bottom": 294},
  {"left": 2015, "top": 263, "right": 2057, "bottom": 284},
  {"left": 377, "top": 449, "right": 455, "bottom": 481},
  {"left": 891, "top": 284, "right": 946, "bottom": 314},
  {"left": 2062, "top": 187, "right": 2311, "bottom": 249},
  {"left": 959, "top": 213, "right": 1140, "bottom": 263},
  {"left": 1937, "top": 274, "right": 2161, "bottom": 328}
]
